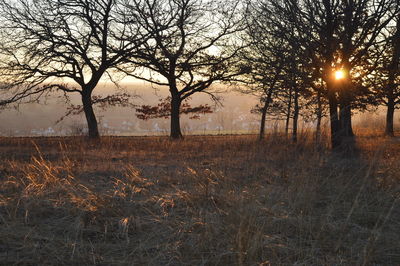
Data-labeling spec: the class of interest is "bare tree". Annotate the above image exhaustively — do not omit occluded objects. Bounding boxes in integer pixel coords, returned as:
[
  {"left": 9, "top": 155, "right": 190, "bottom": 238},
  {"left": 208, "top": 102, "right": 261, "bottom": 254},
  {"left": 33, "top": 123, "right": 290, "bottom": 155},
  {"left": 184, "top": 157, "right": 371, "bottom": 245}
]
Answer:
[
  {"left": 373, "top": 12, "right": 400, "bottom": 136},
  {"left": 238, "top": 1, "right": 290, "bottom": 141},
  {"left": 384, "top": 16, "right": 400, "bottom": 136},
  {"left": 120, "top": 0, "right": 246, "bottom": 139},
  {"left": 239, "top": 40, "right": 284, "bottom": 139},
  {"left": 243, "top": 0, "right": 315, "bottom": 142},
  {"left": 242, "top": 0, "right": 397, "bottom": 148},
  {"left": 0, "top": 0, "right": 146, "bottom": 138},
  {"left": 273, "top": 0, "right": 396, "bottom": 148}
]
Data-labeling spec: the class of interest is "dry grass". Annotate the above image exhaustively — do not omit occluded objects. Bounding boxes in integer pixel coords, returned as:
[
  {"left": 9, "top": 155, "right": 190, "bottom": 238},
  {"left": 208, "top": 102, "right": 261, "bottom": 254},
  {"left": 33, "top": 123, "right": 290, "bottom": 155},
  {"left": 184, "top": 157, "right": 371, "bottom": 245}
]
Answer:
[{"left": 0, "top": 133, "right": 399, "bottom": 265}]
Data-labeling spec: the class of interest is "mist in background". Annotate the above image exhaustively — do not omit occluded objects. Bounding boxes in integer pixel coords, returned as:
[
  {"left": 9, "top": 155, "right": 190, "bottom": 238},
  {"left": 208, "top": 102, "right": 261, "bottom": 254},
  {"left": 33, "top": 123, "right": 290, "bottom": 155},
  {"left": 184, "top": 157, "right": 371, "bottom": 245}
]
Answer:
[
  {"left": 0, "top": 83, "right": 259, "bottom": 136},
  {"left": 0, "top": 82, "right": 397, "bottom": 137}
]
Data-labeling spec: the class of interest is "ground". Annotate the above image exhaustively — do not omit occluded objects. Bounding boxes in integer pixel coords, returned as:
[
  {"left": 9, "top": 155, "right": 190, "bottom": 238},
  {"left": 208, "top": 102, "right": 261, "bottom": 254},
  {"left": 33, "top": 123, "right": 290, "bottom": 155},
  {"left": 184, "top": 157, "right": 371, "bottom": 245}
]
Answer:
[{"left": 0, "top": 133, "right": 399, "bottom": 265}]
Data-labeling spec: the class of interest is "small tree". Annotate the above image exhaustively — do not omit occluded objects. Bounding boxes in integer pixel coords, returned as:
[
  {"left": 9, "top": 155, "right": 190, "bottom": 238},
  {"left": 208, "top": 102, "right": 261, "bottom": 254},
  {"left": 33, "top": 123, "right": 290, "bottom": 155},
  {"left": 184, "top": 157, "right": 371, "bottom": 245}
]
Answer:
[
  {"left": 239, "top": 1, "right": 286, "bottom": 140},
  {"left": 242, "top": 0, "right": 315, "bottom": 142}
]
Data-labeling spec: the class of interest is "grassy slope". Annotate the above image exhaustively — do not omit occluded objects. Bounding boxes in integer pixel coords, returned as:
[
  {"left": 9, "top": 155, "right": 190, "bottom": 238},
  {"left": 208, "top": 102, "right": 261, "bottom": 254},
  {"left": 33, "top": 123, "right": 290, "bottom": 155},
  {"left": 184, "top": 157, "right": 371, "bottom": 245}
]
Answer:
[{"left": 0, "top": 133, "right": 399, "bottom": 265}]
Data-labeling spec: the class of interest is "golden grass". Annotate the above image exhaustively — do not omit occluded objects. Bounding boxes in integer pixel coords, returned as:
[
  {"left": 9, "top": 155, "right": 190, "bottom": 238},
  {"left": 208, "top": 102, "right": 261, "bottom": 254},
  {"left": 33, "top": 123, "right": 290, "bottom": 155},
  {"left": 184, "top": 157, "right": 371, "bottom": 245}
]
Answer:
[{"left": 0, "top": 133, "right": 399, "bottom": 265}]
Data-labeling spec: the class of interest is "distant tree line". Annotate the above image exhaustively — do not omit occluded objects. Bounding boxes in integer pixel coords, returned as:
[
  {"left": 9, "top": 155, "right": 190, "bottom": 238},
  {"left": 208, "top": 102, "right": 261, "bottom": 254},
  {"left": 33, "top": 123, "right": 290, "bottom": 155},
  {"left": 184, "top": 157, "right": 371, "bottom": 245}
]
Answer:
[{"left": 0, "top": 0, "right": 399, "bottom": 149}]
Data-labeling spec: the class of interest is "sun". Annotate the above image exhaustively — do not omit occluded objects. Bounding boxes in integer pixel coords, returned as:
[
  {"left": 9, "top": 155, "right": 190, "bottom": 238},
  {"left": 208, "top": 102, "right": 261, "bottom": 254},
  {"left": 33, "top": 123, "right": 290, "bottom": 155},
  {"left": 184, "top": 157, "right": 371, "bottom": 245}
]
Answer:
[{"left": 334, "top": 70, "right": 345, "bottom": 80}]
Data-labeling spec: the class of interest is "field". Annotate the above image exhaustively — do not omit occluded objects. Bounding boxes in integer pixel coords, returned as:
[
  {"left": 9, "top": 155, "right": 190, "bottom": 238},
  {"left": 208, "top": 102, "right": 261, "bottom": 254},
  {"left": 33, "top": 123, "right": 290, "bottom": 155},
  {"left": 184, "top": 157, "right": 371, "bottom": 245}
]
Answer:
[{"left": 0, "top": 133, "right": 399, "bottom": 265}]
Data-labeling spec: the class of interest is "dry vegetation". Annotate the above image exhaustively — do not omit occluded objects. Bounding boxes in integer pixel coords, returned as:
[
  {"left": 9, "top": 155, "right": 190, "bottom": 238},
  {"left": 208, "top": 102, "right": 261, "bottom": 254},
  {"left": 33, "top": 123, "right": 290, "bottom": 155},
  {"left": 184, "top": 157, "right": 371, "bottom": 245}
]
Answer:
[{"left": 0, "top": 132, "right": 399, "bottom": 265}]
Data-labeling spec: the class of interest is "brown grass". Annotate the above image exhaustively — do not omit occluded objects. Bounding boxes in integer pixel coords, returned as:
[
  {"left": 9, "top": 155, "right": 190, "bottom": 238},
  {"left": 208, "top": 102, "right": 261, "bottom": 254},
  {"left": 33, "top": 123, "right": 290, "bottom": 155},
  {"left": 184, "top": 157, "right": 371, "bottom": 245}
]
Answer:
[{"left": 0, "top": 133, "right": 399, "bottom": 265}]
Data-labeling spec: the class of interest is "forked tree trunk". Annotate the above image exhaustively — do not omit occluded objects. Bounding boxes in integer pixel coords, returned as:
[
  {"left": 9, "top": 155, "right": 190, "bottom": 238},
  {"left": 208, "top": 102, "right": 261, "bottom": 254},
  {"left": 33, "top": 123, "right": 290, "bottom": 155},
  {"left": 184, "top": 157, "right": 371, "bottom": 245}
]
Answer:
[
  {"left": 81, "top": 91, "right": 100, "bottom": 139},
  {"left": 170, "top": 95, "right": 183, "bottom": 139}
]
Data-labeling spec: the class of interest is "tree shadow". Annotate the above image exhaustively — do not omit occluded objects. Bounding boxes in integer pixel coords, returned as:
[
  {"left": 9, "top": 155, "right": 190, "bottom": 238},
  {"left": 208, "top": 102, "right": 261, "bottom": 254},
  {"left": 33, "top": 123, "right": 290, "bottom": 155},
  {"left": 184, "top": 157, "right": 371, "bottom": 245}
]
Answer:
[{"left": 333, "top": 136, "right": 360, "bottom": 158}]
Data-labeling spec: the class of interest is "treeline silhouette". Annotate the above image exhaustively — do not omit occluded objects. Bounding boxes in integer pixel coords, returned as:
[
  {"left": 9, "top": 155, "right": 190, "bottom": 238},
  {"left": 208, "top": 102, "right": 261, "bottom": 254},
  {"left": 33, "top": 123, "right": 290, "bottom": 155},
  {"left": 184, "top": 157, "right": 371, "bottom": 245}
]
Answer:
[{"left": 0, "top": 0, "right": 399, "bottom": 149}]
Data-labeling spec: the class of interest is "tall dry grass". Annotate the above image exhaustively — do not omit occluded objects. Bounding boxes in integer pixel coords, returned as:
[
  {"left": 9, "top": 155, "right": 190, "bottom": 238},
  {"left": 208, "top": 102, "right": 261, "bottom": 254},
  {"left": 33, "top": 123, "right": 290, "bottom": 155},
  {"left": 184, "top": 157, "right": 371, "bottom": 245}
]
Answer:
[{"left": 0, "top": 133, "right": 399, "bottom": 265}]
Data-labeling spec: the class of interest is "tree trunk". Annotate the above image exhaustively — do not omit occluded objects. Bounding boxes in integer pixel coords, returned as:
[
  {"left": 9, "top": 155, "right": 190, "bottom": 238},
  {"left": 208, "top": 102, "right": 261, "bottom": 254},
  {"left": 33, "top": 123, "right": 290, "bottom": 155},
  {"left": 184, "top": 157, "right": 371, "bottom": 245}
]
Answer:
[
  {"left": 259, "top": 91, "right": 273, "bottom": 141},
  {"left": 327, "top": 87, "right": 341, "bottom": 149},
  {"left": 339, "top": 97, "right": 354, "bottom": 138},
  {"left": 292, "top": 88, "right": 299, "bottom": 143},
  {"left": 345, "top": 106, "right": 353, "bottom": 137},
  {"left": 82, "top": 92, "right": 100, "bottom": 139},
  {"left": 259, "top": 103, "right": 268, "bottom": 141},
  {"left": 385, "top": 95, "right": 395, "bottom": 136},
  {"left": 339, "top": 99, "right": 357, "bottom": 154},
  {"left": 285, "top": 87, "right": 293, "bottom": 137},
  {"left": 170, "top": 95, "right": 183, "bottom": 139},
  {"left": 316, "top": 91, "right": 323, "bottom": 142}
]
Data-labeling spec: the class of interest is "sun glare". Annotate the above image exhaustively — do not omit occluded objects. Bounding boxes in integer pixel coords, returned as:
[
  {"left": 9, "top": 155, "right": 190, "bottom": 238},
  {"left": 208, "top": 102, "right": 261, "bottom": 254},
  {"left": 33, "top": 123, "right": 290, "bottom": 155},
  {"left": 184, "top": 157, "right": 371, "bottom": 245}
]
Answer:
[{"left": 334, "top": 70, "right": 345, "bottom": 80}]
